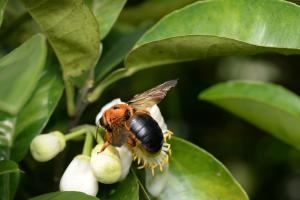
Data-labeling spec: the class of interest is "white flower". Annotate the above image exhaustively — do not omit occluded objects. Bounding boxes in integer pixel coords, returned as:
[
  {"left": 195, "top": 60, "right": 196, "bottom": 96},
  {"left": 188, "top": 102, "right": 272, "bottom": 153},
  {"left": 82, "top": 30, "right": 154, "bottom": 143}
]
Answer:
[
  {"left": 59, "top": 155, "right": 98, "bottom": 196},
  {"left": 116, "top": 145, "right": 133, "bottom": 181},
  {"left": 95, "top": 98, "right": 125, "bottom": 127},
  {"left": 145, "top": 164, "right": 169, "bottom": 197},
  {"left": 90, "top": 144, "right": 122, "bottom": 184},
  {"left": 30, "top": 131, "right": 66, "bottom": 162}
]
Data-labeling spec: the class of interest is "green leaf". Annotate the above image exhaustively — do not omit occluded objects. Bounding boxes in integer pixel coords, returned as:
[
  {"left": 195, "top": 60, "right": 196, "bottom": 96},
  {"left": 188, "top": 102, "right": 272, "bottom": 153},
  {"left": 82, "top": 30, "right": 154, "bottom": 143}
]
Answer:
[
  {"left": 95, "top": 25, "right": 148, "bottom": 83},
  {"left": 200, "top": 80, "right": 300, "bottom": 149},
  {"left": 11, "top": 63, "right": 64, "bottom": 162},
  {"left": 90, "top": 0, "right": 300, "bottom": 101},
  {"left": 100, "top": 172, "right": 139, "bottom": 200},
  {"left": 23, "top": 0, "right": 101, "bottom": 86},
  {"left": 119, "top": 0, "right": 198, "bottom": 25},
  {"left": 91, "top": 0, "right": 127, "bottom": 40},
  {"left": 0, "top": 160, "right": 20, "bottom": 175},
  {"left": 0, "top": 113, "right": 15, "bottom": 160},
  {"left": 156, "top": 137, "right": 248, "bottom": 200},
  {"left": 30, "top": 191, "right": 99, "bottom": 200},
  {"left": 0, "top": 0, "right": 8, "bottom": 27},
  {"left": 0, "top": 34, "right": 47, "bottom": 115},
  {"left": 125, "top": 0, "right": 300, "bottom": 71},
  {"left": 0, "top": 160, "right": 20, "bottom": 200}
]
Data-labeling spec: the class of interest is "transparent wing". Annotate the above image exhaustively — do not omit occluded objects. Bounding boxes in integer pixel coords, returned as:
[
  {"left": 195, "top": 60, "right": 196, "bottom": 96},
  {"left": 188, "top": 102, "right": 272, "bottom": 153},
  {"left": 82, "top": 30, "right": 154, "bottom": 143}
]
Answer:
[
  {"left": 110, "top": 126, "right": 131, "bottom": 147},
  {"left": 128, "top": 79, "right": 177, "bottom": 110}
]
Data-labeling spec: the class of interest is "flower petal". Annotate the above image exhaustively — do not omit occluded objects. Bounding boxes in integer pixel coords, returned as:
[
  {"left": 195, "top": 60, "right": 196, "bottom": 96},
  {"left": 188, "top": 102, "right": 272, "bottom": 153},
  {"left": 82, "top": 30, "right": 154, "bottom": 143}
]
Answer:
[
  {"left": 59, "top": 155, "right": 98, "bottom": 196},
  {"left": 148, "top": 105, "right": 167, "bottom": 133},
  {"left": 145, "top": 164, "right": 169, "bottom": 197},
  {"left": 116, "top": 145, "right": 133, "bottom": 181}
]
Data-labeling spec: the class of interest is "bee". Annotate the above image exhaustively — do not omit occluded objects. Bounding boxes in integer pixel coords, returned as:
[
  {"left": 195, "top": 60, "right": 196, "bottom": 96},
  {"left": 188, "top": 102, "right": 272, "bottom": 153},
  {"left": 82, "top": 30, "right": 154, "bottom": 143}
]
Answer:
[{"left": 96, "top": 80, "right": 177, "bottom": 155}]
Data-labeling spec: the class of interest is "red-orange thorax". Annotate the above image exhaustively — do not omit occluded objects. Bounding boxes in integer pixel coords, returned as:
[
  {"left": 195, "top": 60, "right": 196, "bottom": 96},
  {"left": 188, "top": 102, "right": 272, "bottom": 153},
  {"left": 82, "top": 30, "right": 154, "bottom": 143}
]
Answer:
[{"left": 103, "top": 104, "right": 132, "bottom": 126}]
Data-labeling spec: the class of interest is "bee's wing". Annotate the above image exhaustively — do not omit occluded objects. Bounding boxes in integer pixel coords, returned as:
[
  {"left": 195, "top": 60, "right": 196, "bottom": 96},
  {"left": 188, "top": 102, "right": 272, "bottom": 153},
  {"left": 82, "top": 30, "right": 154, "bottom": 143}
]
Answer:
[
  {"left": 110, "top": 126, "right": 131, "bottom": 147},
  {"left": 128, "top": 79, "right": 177, "bottom": 110}
]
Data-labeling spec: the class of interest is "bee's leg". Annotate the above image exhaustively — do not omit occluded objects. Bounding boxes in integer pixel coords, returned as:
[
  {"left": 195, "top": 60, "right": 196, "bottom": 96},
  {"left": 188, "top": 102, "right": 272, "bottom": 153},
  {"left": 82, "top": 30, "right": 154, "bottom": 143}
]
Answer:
[
  {"left": 99, "top": 141, "right": 110, "bottom": 153},
  {"left": 127, "top": 132, "right": 139, "bottom": 147},
  {"left": 124, "top": 122, "right": 139, "bottom": 147},
  {"left": 127, "top": 137, "right": 136, "bottom": 147},
  {"left": 98, "top": 131, "right": 111, "bottom": 153},
  {"left": 164, "top": 130, "right": 173, "bottom": 141}
]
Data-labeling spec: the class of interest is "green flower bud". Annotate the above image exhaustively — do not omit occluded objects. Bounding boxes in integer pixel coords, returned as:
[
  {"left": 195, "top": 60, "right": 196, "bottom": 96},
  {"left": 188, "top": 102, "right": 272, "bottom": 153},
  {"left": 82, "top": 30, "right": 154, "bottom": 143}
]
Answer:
[
  {"left": 30, "top": 131, "right": 66, "bottom": 162},
  {"left": 90, "top": 144, "right": 122, "bottom": 184},
  {"left": 60, "top": 155, "right": 98, "bottom": 196}
]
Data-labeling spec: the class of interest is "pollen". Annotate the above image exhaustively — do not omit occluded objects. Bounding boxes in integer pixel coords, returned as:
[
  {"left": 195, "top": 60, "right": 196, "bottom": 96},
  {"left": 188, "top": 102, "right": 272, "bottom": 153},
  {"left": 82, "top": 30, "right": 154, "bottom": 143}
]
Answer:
[{"left": 131, "top": 130, "right": 173, "bottom": 176}]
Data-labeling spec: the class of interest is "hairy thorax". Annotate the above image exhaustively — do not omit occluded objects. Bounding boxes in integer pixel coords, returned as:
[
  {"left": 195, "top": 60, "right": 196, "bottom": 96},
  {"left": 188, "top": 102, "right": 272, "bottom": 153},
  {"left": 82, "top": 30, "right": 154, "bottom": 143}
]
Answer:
[{"left": 103, "top": 104, "right": 131, "bottom": 126}]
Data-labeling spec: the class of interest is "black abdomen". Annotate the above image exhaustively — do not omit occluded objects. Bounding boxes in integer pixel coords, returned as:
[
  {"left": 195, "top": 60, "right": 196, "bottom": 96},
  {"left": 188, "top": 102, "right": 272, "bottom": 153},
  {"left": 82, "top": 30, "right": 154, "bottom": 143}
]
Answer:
[{"left": 128, "top": 112, "right": 163, "bottom": 153}]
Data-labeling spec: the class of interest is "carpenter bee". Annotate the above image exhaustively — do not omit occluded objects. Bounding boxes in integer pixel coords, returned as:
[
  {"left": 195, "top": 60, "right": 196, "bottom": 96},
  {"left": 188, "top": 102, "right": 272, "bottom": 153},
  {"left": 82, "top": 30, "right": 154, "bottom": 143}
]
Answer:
[{"left": 96, "top": 80, "right": 177, "bottom": 154}]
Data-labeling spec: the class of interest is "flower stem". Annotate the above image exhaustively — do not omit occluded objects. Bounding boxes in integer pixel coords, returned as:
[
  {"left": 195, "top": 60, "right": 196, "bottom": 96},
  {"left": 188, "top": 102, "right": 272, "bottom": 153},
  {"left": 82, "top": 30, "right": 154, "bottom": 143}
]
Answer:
[
  {"left": 64, "top": 79, "right": 76, "bottom": 118},
  {"left": 95, "top": 127, "right": 104, "bottom": 144},
  {"left": 64, "top": 129, "right": 87, "bottom": 141},
  {"left": 82, "top": 132, "right": 93, "bottom": 156}
]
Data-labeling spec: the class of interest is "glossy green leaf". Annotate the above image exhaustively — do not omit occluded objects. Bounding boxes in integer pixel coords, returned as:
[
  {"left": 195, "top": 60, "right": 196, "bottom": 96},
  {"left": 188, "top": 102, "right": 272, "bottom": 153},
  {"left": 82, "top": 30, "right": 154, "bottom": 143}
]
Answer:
[
  {"left": 0, "top": 113, "right": 15, "bottom": 160},
  {"left": 91, "top": 0, "right": 300, "bottom": 101},
  {"left": 100, "top": 172, "right": 138, "bottom": 200},
  {"left": 30, "top": 191, "right": 99, "bottom": 200},
  {"left": 200, "top": 80, "right": 300, "bottom": 149},
  {"left": 11, "top": 63, "right": 64, "bottom": 162},
  {"left": 23, "top": 0, "right": 100, "bottom": 86},
  {"left": 0, "top": 160, "right": 20, "bottom": 175},
  {"left": 0, "top": 34, "right": 47, "bottom": 115},
  {"left": 91, "top": 0, "right": 127, "bottom": 40},
  {"left": 0, "top": 53, "right": 63, "bottom": 200},
  {"left": 126, "top": 0, "right": 300, "bottom": 71},
  {"left": 95, "top": 25, "right": 148, "bottom": 83},
  {"left": 119, "top": 0, "right": 198, "bottom": 25},
  {"left": 0, "top": 0, "right": 8, "bottom": 27},
  {"left": 156, "top": 137, "right": 248, "bottom": 200},
  {"left": 0, "top": 160, "right": 20, "bottom": 200}
]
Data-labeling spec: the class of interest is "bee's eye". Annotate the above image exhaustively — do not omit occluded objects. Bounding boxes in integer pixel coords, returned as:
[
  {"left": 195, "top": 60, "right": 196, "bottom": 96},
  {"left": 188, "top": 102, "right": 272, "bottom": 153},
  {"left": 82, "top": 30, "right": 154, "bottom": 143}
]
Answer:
[
  {"left": 112, "top": 106, "right": 119, "bottom": 110},
  {"left": 125, "top": 109, "right": 131, "bottom": 120},
  {"left": 99, "top": 117, "right": 106, "bottom": 127}
]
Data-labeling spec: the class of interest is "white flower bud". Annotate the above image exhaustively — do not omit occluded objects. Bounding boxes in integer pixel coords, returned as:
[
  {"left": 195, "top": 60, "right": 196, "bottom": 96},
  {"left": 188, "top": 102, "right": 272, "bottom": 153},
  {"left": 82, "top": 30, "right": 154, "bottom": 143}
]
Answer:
[
  {"left": 95, "top": 98, "right": 126, "bottom": 126},
  {"left": 116, "top": 145, "right": 133, "bottom": 181},
  {"left": 148, "top": 105, "right": 167, "bottom": 133},
  {"left": 59, "top": 155, "right": 98, "bottom": 196},
  {"left": 145, "top": 164, "right": 169, "bottom": 197},
  {"left": 30, "top": 131, "right": 66, "bottom": 162},
  {"left": 90, "top": 144, "right": 122, "bottom": 184}
]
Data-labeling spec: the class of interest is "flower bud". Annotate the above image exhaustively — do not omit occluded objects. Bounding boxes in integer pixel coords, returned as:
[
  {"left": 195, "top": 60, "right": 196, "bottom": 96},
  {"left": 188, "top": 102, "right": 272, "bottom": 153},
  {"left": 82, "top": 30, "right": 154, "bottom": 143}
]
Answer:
[
  {"left": 59, "top": 155, "right": 98, "bottom": 196},
  {"left": 145, "top": 164, "right": 169, "bottom": 197},
  {"left": 30, "top": 131, "right": 66, "bottom": 162},
  {"left": 116, "top": 145, "right": 133, "bottom": 181},
  {"left": 90, "top": 144, "right": 122, "bottom": 184}
]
